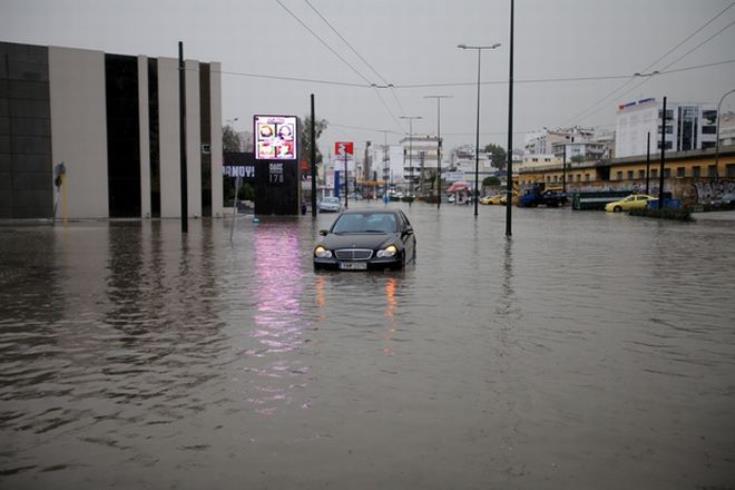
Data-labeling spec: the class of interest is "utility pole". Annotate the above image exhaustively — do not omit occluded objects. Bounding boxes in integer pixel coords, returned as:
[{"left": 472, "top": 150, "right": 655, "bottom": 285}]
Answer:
[
  {"left": 715, "top": 88, "right": 735, "bottom": 178},
  {"left": 562, "top": 147, "right": 567, "bottom": 194},
  {"left": 645, "top": 131, "right": 651, "bottom": 195},
  {"left": 178, "top": 41, "right": 188, "bottom": 233},
  {"left": 658, "top": 96, "right": 667, "bottom": 208},
  {"left": 505, "top": 0, "right": 514, "bottom": 236},
  {"left": 424, "top": 95, "right": 452, "bottom": 209},
  {"left": 400, "top": 116, "right": 422, "bottom": 206},
  {"left": 310, "top": 94, "right": 317, "bottom": 217}
]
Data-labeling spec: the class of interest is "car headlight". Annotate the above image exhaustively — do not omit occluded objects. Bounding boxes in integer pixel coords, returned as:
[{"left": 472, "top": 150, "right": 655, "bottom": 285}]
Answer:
[
  {"left": 314, "top": 246, "right": 332, "bottom": 258},
  {"left": 376, "top": 244, "right": 398, "bottom": 258}
]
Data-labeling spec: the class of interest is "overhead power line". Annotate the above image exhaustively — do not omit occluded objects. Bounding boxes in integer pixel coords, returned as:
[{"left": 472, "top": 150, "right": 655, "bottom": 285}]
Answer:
[
  {"left": 274, "top": 0, "right": 373, "bottom": 85},
  {"left": 565, "top": 1, "right": 735, "bottom": 125},
  {"left": 213, "top": 58, "right": 735, "bottom": 89},
  {"left": 302, "top": 0, "right": 406, "bottom": 116}
]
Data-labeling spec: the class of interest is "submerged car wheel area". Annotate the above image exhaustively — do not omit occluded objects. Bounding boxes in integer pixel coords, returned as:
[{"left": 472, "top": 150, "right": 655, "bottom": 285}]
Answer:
[{"left": 314, "top": 209, "right": 416, "bottom": 271}]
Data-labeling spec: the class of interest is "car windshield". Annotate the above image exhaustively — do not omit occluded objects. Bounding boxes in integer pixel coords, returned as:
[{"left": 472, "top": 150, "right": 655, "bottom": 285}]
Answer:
[
  {"left": 323, "top": 197, "right": 339, "bottom": 203},
  {"left": 332, "top": 213, "right": 398, "bottom": 234}
]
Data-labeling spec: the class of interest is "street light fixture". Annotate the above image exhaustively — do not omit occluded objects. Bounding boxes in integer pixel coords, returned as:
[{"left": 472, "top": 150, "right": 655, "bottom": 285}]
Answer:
[
  {"left": 424, "top": 95, "right": 452, "bottom": 209},
  {"left": 715, "top": 88, "right": 735, "bottom": 177},
  {"left": 633, "top": 70, "right": 660, "bottom": 77},
  {"left": 458, "top": 42, "right": 501, "bottom": 217},
  {"left": 399, "top": 115, "right": 422, "bottom": 204}
]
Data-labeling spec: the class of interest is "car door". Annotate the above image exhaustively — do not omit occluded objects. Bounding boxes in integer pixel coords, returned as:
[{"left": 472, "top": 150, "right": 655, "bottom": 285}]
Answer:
[{"left": 398, "top": 211, "right": 415, "bottom": 261}]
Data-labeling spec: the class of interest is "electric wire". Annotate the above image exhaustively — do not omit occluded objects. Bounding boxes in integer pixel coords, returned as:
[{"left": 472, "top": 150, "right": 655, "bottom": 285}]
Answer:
[
  {"left": 302, "top": 0, "right": 406, "bottom": 116},
  {"left": 612, "top": 17, "right": 735, "bottom": 107},
  {"left": 212, "top": 58, "right": 735, "bottom": 89},
  {"left": 273, "top": 0, "right": 373, "bottom": 85},
  {"left": 565, "top": 2, "right": 735, "bottom": 125}
]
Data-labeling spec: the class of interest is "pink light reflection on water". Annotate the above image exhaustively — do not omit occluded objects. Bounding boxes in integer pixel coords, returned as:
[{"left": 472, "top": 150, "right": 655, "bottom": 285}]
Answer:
[{"left": 247, "top": 224, "right": 309, "bottom": 414}]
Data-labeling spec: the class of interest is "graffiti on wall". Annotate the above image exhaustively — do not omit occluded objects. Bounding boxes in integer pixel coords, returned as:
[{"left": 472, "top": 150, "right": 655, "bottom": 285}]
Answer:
[{"left": 692, "top": 179, "right": 735, "bottom": 204}]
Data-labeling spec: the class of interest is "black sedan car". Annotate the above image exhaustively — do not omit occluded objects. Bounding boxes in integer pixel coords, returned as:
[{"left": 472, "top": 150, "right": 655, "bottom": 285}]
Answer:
[{"left": 314, "top": 209, "right": 416, "bottom": 271}]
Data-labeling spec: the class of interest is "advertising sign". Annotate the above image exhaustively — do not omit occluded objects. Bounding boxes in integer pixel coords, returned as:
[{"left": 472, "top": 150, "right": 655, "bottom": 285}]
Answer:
[
  {"left": 334, "top": 141, "right": 354, "bottom": 157},
  {"left": 254, "top": 115, "right": 297, "bottom": 160}
]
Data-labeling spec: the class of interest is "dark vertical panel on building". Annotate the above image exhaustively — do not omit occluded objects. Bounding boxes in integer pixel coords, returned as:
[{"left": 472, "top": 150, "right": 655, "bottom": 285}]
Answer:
[
  {"left": 148, "top": 58, "right": 160, "bottom": 217},
  {"left": 0, "top": 42, "right": 52, "bottom": 219},
  {"left": 105, "top": 54, "right": 141, "bottom": 217},
  {"left": 199, "top": 63, "right": 212, "bottom": 217}
]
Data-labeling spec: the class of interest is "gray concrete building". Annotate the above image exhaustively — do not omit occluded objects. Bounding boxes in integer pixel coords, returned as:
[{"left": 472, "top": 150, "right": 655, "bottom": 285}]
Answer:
[{"left": 1, "top": 41, "right": 223, "bottom": 219}]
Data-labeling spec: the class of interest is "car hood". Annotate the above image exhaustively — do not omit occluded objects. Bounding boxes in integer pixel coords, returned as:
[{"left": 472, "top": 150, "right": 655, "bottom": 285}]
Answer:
[{"left": 320, "top": 233, "right": 399, "bottom": 250}]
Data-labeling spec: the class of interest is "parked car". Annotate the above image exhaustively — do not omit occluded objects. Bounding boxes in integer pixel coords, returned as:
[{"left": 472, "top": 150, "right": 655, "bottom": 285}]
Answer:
[
  {"left": 519, "top": 185, "right": 567, "bottom": 208},
  {"left": 313, "top": 209, "right": 417, "bottom": 271},
  {"left": 605, "top": 194, "right": 658, "bottom": 213},
  {"left": 480, "top": 194, "right": 504, "bottom": 205},
  {"left": 318, "top": 196, "right": 342, "bottom": 213}
]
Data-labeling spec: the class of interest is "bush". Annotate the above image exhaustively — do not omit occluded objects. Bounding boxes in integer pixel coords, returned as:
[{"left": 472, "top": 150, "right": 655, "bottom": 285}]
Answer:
[{"left": 629, "top": 207, "right": 692, "bottom": 221}]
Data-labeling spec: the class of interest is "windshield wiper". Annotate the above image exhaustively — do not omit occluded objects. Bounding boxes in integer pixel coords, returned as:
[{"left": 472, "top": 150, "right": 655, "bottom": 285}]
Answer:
[{"left": 362, "top": 229, "right": 387, "bottom": 233}]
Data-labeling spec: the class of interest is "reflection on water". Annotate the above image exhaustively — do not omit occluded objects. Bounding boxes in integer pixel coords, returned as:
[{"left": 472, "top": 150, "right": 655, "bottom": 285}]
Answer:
[
  {"left": 246, "top": 224, "right": 308, "bottom": 415},
  {"left": 383, "top": 277, "right": 398, "bottom": 356},
  {"left": 1, "top": 207, "right": 734, "bottom": 489}
]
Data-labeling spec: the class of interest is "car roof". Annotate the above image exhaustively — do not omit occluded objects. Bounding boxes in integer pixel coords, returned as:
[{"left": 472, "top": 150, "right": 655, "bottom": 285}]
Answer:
[{"left": 339, "top": 208, "right": 401, "bottom": 216}]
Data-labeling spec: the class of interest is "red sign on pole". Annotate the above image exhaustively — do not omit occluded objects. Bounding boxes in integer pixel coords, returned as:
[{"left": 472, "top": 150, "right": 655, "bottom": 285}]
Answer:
[{"left": 334, "top": 141, "right": 354, "bottom": 157}]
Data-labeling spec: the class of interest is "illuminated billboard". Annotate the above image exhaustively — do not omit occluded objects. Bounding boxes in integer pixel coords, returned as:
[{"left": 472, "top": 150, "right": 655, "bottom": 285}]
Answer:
[{"left": 254, "top": 115, "right": 298, "bottom": 160}]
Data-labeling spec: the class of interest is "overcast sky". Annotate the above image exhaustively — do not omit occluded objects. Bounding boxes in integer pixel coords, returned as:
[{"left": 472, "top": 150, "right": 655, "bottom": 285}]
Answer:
[{"left": 2, "top": 0, "right": 734, "bottom": 157}]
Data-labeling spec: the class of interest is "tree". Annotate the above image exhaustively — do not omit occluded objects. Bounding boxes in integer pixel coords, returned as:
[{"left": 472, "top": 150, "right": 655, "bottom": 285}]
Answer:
[
  {"left": 483, "top": 176, "right": 501, "bottom": 187},
  {"left": 223, "top": 125, "right": 242, "bottom": 152},
  {"left": 300, "top": 116, "right": 329, "bottom": 165},
  {"left": 484, "top": 143, "right": 507, "bottom": 171}
]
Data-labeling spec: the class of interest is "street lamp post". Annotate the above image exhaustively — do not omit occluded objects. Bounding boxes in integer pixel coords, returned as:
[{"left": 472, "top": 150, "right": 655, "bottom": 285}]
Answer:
[
  {"left": 424, "top": 95, "right": 452, "bottom": 209},
  {"left": 715, "top": 88, "right": 735, "bottom": 177},
  {"left": 400, "top": 116, "right": 422, "bottom": 205},
  {"left": 458, "top": 42, "right": 501, "bottom": 217}
]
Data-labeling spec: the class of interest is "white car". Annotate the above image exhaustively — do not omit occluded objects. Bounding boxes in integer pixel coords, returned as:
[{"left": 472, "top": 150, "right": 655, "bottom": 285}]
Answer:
[{"left": 318, "top": 196, "right": 342, "bottom": 213}]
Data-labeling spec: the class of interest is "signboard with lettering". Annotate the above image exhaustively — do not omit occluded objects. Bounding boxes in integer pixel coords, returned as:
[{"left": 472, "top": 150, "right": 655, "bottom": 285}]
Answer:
[
  {"left": 334, "top": 141, "right": 354, "bottom": 157},
  {"left": 269, "top": 162, "right": 284, "bottom": 184},
  {"left": 254, "top": 115, "right": 297, "bottom": 160}
]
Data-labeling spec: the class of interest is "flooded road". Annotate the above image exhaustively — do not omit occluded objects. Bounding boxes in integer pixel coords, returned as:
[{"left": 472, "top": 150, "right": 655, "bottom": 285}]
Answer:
[{"left": 1, "top": 203, "right": 734, "bottom": 489}]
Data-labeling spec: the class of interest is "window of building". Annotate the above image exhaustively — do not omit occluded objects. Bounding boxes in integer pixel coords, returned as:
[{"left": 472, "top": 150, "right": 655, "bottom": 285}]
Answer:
[
  {"left": 702, "top": 126, "right": 716, "bottom": 134},
  {"left": 532, "top": 158, "right": 538, "bottom": 162},
  {"left": 576, "top": 174, "right": 581, "bottom": 182},
  {"left": 651, "top": 169, "right": 658, "bottom": 178},
  {"left": 657, "top": 141, "right": 673, "bottom": 150},
  {"left": 616, "top": 171, "right": 623, "bottom": 180},
  {"left": 627, "top": 170, "right": 634, "bottom": 180},
  {"left": 658, "top": 125, "right": 674, "bottom": 134},
  {"left": 663, "top": 169, "right": 671, "bottom": 178},
  {"left": 708, "top": 165, "right": 717, "bottom": 177},
  {"left": 676, "top": 167, "right": 685, "bottom": 177},
  {"left": 692, "top": 166, "right": 701, "bottom": 177},
  {"left": 702, "top": 141, "right": 716, "bottom": 150},
  {"left": 585, "top": 174, "right": 590, "bottom": 182},
  {"left": 702, "top": 110, "right": 717, "bottom": 124},
  {"left": 639, "top": 170, "right": 645, "bottom": 178},
  {"left": 727, "top": 164, "right": 735, "bottom": 178}
]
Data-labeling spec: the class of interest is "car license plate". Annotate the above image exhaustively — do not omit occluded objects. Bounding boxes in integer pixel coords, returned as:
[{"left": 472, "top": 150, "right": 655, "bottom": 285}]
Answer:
[{"left": 339, "top": 262, "right": 367, "bottom": 270}]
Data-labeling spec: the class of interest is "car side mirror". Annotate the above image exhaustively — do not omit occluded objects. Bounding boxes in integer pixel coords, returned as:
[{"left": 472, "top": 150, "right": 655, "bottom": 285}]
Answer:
[
  {"left": 319, "top": 229, "right": 328, "bottom": 236},
  {"left": 404, "top": 226, "right": 413, "bottom": 235}
]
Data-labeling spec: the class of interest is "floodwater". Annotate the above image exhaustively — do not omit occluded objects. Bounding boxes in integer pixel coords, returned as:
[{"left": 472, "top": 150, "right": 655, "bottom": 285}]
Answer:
[{"left": 1, "top": 203, "right": 734, "bottom": 489}]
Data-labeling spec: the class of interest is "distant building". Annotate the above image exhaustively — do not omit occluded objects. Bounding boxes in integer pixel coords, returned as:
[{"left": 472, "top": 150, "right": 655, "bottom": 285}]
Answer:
[
  {"left": 400, "top": 135, "right": 440, "bottom": 187},
  {"left": 0, "top": 41, "right": 223, "bottom": 219},
  {"left": 524, "top": 126, "right": 613, "bottom": 163},
  {"left": 615, "top": 98, "right": 717, "bottom": 158},
  {"left": 719, "top": 111, "right": 735, "bottom": 147}
]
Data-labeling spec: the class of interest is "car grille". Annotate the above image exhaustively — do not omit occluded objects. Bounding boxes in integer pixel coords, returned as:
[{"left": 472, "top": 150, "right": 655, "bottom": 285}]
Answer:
[{"left": 334, "top": 249, "right": 373, "bottom": 261}]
